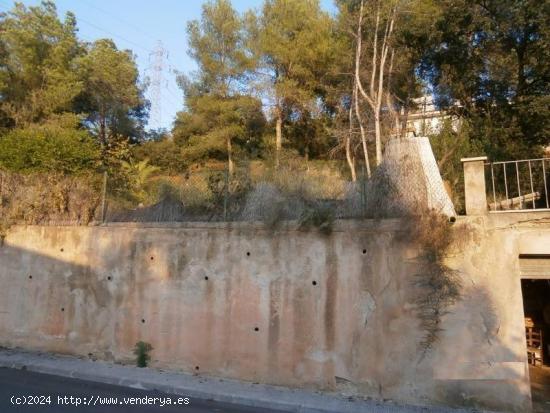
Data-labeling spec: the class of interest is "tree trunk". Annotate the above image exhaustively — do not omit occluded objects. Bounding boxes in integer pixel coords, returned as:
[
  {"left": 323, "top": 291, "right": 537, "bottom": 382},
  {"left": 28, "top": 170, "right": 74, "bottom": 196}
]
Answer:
[
  {"left": 345, "top": 136, "right": 356, "bottom": 182},
  {"left": 352, "top": 1, "right": 371, "bottom": 177},
  {"left": 227, "top": 136, "right": 234, "bottom": 176},
  {"left": 354, "top": 0, "right": 396, "bottom": 167},
  {"left": 99, "top": 115, "right": 107, "bottom": 147},
  {"left": 346, "top": 101, "right": 357, "bottom": 182},
  {"left": 385, "top": 50, "right": 400, "bottom": 138},
  {"left": 354, "top": 83, "right": 371, "bottom": 178},
  {"left": 275, "top": 105, "right": 283, "bottom": 168},
  {"left": 374, "top": 111, "right": 382, "bottom": 165}
]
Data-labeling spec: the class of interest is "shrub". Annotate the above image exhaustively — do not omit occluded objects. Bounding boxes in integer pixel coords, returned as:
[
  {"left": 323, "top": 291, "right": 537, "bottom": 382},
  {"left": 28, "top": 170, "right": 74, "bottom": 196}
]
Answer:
[
  {"left": 240, "top": 182, "right": 287, "bottom": 227},
  {"left": 132, "top": 139, "right": 187, "bottom": 173},
  {"left": 0, "top": 121, "right": 100, "bottom": 174},
  {"left": 0, "top": 170, "right": 102, "bottom": 232},
  {"left": 298, "top": 202, "right": 335, "bottom": 235},
  {"left": 133, "top": 341, "right": 153, "bottom": 368}
]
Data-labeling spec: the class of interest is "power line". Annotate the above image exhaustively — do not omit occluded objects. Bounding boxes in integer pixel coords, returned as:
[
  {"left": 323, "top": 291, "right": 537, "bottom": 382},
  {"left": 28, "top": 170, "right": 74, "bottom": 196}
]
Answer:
[
  {"left": 56, "top": 3, "right": 184, "bottom": 93},
  {"left": 161, "top": 90, "right": 180, "bottom": 109},
  {"left": 165, "top": 84, "right": 182, "bottom": 103},
  {"left": 75, "top": 15, "right": 153, "bottom": 54},
  {"left": 77, "top": 0, "right": 158, "bottom": 42}
]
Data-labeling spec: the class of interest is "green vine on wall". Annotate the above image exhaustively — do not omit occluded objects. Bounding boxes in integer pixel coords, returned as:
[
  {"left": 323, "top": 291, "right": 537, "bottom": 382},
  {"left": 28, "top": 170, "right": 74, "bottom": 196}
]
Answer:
[{"left": 407, "top": 212, "right": 463, "bottom": 358}]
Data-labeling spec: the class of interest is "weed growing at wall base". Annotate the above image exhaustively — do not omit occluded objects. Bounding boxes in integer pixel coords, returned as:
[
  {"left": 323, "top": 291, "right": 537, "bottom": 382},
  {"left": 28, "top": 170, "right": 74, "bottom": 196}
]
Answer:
[{"left": 133, "top": 341, "right": 153, "bottom": 368}]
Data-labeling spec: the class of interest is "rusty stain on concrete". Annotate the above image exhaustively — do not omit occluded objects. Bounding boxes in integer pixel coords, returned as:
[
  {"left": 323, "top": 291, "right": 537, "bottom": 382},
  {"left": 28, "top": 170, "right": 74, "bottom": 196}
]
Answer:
[{"left": 1, "top": 215, "right": 550, "bottom": 412}]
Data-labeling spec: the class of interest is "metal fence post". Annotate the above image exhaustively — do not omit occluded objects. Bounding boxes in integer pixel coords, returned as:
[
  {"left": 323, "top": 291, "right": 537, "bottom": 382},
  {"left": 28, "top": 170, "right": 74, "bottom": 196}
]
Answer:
[
  {"left": 360, "top": 164, "right": 366, "bottom": 218},
  {"left": 100, "top": 171, "right": 107, "bottom": 224},
  {"left": 223, "top": 168, "right": 229, "bottom": 221}
]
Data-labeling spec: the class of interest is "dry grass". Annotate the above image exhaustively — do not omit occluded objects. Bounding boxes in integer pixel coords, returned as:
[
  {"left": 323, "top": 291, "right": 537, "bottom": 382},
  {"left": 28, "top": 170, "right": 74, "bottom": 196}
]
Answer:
[
  {"left": 0, "top": 170, "right": 102, "bottom": 237},
  {"left": 239, "top": 162, "right": 340, "bottom": 231}
]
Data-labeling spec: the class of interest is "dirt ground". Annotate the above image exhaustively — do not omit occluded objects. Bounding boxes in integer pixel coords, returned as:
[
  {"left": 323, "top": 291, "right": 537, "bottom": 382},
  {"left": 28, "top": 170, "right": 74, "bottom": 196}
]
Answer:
[{"left": 530, "top": 365, "right": 550, "bottom": 413}]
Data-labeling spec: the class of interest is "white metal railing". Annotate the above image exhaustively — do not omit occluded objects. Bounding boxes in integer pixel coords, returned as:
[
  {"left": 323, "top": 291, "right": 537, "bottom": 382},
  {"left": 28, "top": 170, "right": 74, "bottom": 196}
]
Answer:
[{"left": 485, "top": 158, "right": 550, "bottom": 212}]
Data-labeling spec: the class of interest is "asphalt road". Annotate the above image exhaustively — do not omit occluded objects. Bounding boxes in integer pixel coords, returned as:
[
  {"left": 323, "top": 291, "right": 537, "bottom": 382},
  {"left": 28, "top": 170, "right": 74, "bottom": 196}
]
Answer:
[{"left": 0, "top": 368, "right": 286, "bottom": 413}]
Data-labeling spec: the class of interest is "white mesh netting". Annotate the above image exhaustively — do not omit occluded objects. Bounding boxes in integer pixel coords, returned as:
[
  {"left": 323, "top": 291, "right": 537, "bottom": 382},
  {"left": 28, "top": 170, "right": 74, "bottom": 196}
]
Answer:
[{"left": 374, "top": 137, "right": 456, "bottom": 218}]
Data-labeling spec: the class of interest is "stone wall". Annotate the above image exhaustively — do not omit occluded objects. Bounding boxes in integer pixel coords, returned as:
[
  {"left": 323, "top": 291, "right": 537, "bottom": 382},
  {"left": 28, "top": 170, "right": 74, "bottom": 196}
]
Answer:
[{"left": 1, "top": 214, "right": 549, "bottom": 412}]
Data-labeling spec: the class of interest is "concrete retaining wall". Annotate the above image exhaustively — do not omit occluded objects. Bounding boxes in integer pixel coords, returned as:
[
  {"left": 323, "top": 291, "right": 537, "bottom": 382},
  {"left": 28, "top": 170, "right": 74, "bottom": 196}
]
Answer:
[{"left": 1, "top": 215, "right": 549, "bottom": 411}]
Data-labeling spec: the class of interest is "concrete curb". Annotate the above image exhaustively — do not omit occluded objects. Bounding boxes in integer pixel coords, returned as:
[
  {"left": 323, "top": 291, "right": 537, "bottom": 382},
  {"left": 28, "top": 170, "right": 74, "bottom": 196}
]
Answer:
[{"left": 0, "top": 348, "right": 488, "bottom": 413}]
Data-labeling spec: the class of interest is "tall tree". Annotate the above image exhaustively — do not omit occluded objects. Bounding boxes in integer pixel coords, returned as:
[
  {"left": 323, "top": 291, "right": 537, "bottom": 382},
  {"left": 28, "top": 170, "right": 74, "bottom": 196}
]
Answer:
[
  {"left": 174, "top": 0, "right": 262, "bottom": 173},
  {"left": 186, "top": 0, "right": 252, "bottom": 97},
  {"left": 423, "top": 0, "right": 550, "bottom": 159},
  {"left": 332, "top": 0, "right": 440, "bottom": 172},
  {"left": 76, "top": 39, "right": 147, "bottom": 147},
  {"left": 247, "top": 0, "right": 335, "bottom": 167},
  {"left": 0, "top": 1, "right": 84, "bottom": 127},
  {"left": 173, "top": 92, "right": 265, "bottom": 168},
  {"left": 353, "top": 0, "right": 397, "bottom": 166}
]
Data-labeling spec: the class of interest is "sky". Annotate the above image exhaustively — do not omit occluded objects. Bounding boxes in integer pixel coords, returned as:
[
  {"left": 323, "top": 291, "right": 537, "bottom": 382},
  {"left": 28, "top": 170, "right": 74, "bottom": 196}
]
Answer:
[{"left": 1, "top": 0, "right": 337, "bottom": 131}]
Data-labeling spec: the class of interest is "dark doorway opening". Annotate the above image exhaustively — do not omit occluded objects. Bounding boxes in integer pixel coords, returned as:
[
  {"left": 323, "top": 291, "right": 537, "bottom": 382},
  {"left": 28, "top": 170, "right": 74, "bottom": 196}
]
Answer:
[{"left": 521, "top": 279, "right": 550, "bottom": 413}]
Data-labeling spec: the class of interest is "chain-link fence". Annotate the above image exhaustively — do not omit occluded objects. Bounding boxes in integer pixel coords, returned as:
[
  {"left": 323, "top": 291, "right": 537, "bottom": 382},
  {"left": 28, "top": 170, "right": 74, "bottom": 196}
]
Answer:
[
  {"left": 102, "top": 162, "right": 367, "bottom": 223},
  {"left": 0, "top": 162, "right": 366, "bottom": 230},
  {"left": 0, "top": 138, "right": 457, "bottom": 229}
]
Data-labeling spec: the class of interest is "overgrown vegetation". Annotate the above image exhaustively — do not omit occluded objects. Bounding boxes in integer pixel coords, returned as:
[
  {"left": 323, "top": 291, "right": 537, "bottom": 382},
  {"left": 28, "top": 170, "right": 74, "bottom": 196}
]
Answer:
[
  {"left": 133, "top": 341, "right": 153, "bottom": 368},
  {"left": 0, "top": 170, "right": 102, "bottom": 236},
  {"left": 358, "top": 151, "right": 463, "bottom": 357},
  {"left": 429, "top": 121, "right": 484, "bottom": 214},
  {"left": 0, "top": 0, "right": 545, "bottom": 222},
  {"left": 0, "top": 115, "right": 100, "bottom": 174},
  {"left": 298, "top": 203, "right": 335, "bottom": 235},
  {"left": 407, "top": 212, "right": 462, "bottom": 357}
]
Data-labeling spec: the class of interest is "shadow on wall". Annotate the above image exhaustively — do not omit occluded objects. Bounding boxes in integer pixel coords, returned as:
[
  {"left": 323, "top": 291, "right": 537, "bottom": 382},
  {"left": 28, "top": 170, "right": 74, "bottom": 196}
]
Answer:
[
  {"left": 0, "top": 241, "right": 118, "bottom": 359},
  {"left": 0, "top": 229, "right": 193, "bottom": 364},
  {"left": 0, "top": 224, "right": 534, "bottom": 413},
  {"left": 428, "top": 285, "right": 532, "bottom": 413}
]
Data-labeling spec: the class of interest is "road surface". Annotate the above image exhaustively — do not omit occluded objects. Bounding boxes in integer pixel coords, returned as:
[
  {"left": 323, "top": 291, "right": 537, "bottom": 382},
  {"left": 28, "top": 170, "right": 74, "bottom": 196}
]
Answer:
[{"left": 0, "top": 367, "right": 286, "bottom": 412}]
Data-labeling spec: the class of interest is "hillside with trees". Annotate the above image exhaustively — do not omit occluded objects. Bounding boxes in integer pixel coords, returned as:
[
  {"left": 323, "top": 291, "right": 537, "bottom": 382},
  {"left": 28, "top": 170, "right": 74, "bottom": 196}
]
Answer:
[{"left": 0, "top": 0, "right": 548, "bottom": 226}]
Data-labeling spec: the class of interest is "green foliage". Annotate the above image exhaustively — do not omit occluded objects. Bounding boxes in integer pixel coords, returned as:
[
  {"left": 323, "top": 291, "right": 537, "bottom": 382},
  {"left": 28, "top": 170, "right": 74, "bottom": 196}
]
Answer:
[
  {"left": 120, "top": 159, "right": 159, "bottom": 203},
  {"left": 0, "top": 1, "right": 84, "bottom": 127},
  {"left": 173, "top": 94, "right": 265, "bottom": 164},
  {"left": 246, "top": 0, "right": 336, "bottom": 158},
  {"left": 0, "top": 0, "right": 148, "bottom": 170},
  {"left": 248, "top": 0, "right": 335, "bottom": 107},
  {"left": 186, "top": 0, "right": 253, "bottom": 95},
  {"left": 132, "top": 139, "right": 187, "bottom": 173},
  {"left": 121, "top": 159, "right": 159, "bottom": 189},
  {"left": 429, "top": 120, "right": 483, "bottom": 214},
  {"left": 0, "top": 116, "right": 100, "bottom": 174},
  {"left": 299, "top": 203, "right": 334, "bottom": 235},
  {"left": 423, "top": 0, "right": 549, "bottom": 159},
  {"left": 0, "top": 0, "right": 547, "bottom": 219},
  {"left": 133, "top": 341, "right": 153, "bottom": 368},
  {"left": 174, "top": 0, "right": 266, "bottom": 170},
  {"left": 76, "top": 39, "right": 146, "bottom": 144}
]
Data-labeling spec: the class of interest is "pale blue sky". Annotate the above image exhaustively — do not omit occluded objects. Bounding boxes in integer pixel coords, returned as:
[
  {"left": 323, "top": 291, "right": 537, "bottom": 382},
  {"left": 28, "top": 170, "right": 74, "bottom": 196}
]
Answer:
[{"left": 0, "top": 0, "right": 336, "bottom": 130}]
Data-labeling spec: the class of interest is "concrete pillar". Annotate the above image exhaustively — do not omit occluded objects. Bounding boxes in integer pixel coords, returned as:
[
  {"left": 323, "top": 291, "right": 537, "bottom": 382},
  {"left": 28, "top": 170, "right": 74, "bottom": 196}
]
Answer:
[{"left": 461, "top": 156, "right": 488, "bottom": 215}]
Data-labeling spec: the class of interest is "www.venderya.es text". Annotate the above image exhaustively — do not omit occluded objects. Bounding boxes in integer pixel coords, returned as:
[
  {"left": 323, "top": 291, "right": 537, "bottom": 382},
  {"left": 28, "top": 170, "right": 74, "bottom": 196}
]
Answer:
[{"left": 11, "top": 395, "right": 190, "bottom": 407}]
